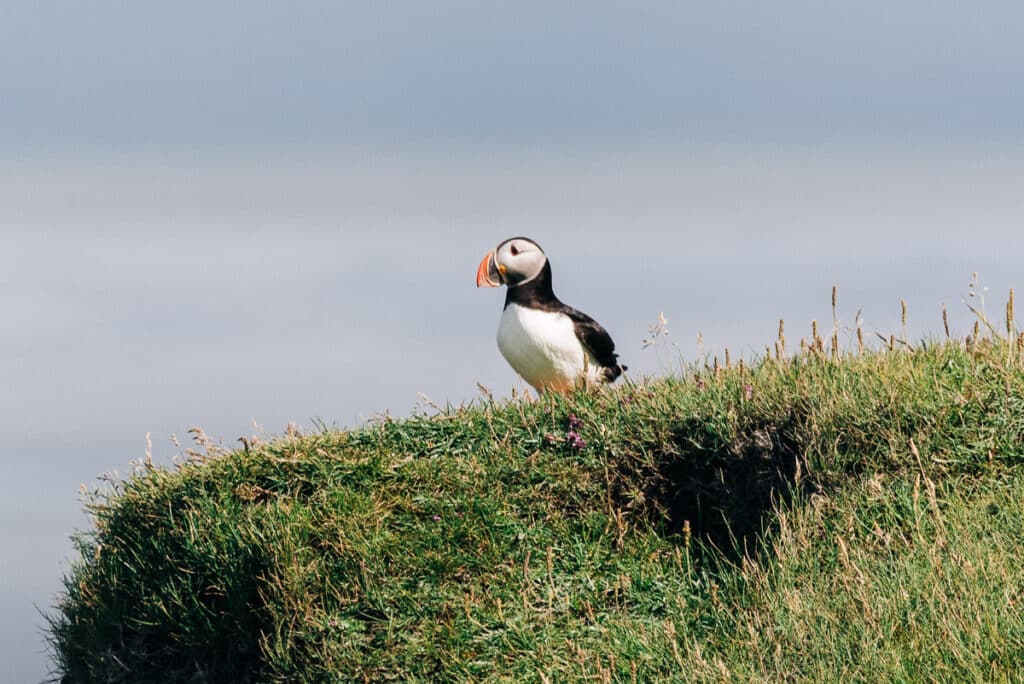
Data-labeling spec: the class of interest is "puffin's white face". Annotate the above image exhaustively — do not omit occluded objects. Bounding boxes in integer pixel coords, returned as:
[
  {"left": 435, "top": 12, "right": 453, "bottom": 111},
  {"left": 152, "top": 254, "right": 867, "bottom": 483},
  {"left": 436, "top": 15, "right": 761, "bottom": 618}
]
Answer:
[{"left": 476, "top": 237, "right": 548, "bottom": 288}]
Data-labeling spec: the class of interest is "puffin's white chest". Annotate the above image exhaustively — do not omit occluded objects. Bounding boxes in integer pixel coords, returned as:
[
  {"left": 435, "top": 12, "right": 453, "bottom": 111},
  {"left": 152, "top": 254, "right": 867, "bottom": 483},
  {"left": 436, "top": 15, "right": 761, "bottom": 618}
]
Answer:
[{"left": 497, "top": 303, "right": 597, "bottom": 392}]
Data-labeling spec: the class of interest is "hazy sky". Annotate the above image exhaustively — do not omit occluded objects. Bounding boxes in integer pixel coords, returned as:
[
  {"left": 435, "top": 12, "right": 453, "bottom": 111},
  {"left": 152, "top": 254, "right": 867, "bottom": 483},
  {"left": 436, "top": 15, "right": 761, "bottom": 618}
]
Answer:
[
  {"left": 4, "top": 4, "right": 1024, "bottom": 681},
  {"left": 3, "top": 2, "right": 1023, "bottom": 155}
]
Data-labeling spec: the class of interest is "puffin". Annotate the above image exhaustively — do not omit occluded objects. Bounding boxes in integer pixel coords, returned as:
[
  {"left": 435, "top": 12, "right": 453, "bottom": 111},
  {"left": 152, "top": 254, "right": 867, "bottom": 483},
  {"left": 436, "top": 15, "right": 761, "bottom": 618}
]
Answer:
[{"left": 476, "top": 237, "right": 625, "bottom": 394}]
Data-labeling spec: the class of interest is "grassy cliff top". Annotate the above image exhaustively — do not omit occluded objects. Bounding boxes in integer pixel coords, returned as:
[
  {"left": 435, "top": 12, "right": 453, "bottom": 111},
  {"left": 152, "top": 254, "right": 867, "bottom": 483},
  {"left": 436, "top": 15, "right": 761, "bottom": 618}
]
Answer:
[{"left": 51, "top": 331, "right": 1024, "bottom": 682}]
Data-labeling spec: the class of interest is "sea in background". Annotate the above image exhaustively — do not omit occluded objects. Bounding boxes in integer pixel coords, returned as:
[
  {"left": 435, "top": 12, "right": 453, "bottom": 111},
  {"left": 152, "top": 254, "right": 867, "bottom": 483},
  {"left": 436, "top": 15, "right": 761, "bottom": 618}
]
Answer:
[{"left": 3, "top": 148, "right": 1022, "bottom": 680}]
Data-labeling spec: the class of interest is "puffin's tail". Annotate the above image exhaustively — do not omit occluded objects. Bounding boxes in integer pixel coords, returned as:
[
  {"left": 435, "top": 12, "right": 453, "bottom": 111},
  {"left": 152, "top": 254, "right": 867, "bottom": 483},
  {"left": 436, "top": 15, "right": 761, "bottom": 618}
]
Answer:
[{"left": 602, "top": 363, "right": 627, "bottom": 383}]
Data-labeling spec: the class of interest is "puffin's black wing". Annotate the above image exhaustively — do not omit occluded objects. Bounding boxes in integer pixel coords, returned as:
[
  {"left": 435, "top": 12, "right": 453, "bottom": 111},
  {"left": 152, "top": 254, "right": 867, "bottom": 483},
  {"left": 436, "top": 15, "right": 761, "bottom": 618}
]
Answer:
[{"left": 561, "top": 306, "right": 624, "bottom": 381}]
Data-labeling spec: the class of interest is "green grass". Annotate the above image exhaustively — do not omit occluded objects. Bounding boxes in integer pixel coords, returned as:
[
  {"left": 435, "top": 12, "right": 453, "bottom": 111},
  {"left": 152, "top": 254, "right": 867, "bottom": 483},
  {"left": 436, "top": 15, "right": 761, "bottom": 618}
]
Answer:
[{"left": 50, "top": 334, "right": 1024, "bottom": 682}]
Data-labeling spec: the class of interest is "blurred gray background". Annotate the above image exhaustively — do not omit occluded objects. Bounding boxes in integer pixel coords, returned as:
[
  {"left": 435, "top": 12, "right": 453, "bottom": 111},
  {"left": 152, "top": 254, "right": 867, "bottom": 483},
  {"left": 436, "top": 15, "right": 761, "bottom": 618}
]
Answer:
[{"left": 2, "top": 2, "right": 1023, "bottom": 680}]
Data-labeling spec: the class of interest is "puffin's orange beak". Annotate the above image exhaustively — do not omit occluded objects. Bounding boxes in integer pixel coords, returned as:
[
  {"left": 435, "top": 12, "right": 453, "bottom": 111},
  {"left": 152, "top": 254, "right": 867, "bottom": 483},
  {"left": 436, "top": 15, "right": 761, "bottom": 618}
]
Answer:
[{"left": 476, "top": 251, "right": 502, "bottom": 287}]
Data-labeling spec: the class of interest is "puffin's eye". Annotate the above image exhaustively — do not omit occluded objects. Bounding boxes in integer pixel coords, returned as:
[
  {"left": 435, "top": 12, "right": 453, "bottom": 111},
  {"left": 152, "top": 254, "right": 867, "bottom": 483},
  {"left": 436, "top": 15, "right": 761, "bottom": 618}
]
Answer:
[{"left": 510, "top": 244, "right": 520, "bottom": 256}]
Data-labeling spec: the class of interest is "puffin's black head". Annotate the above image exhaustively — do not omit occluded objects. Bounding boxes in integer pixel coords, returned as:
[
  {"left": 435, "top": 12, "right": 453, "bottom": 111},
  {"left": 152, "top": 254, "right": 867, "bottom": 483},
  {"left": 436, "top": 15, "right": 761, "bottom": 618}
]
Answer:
[{"left": 475, "top": 237, "right": 548, "bottom": 289}]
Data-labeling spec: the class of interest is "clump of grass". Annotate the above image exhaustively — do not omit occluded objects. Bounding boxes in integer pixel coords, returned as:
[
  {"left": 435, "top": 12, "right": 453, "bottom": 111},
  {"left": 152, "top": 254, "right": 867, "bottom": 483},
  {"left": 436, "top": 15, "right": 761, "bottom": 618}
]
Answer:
[{"left": 50, "top": 292, "right": 1024, "bottom": 682}]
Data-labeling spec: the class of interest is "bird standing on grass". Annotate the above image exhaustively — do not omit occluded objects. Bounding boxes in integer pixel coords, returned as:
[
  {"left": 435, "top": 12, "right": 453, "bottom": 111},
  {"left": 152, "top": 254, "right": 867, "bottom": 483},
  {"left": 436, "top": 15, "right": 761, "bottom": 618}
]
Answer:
[{"left": 475, "top": 237, "right": 625, "bottom": 394}]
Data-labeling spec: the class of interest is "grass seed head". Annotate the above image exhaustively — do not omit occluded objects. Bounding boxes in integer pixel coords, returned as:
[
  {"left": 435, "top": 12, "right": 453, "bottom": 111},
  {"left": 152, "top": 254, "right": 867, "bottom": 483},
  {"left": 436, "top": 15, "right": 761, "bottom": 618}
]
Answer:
[
  {"left": 811, "top": 321, "right": 825, "bottom": 354},
  {"left": 1007, "top": 289, "right": 1015, "bottom": 336}
]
